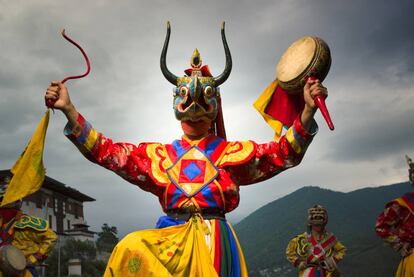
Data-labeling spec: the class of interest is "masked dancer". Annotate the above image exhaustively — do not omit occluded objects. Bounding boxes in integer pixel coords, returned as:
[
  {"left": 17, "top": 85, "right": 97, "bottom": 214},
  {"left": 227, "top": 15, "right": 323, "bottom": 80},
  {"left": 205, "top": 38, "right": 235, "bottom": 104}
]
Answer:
[
  {"left": 0, "top": 176, "right": 57, "bottom": 277},
  {"left": 44, "top": 23, "right": 328, "bottom": 276},
  {"left": 376, "top": 155, "right": 414, "bottom": 276},
  {"left": 286, "top": 205, "right": 346, "bottom": 277}
]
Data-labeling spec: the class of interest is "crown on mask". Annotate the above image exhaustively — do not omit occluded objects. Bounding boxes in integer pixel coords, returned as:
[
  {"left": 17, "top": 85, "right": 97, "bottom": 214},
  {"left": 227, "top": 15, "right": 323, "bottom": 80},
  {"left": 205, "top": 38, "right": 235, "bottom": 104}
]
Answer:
[{"left": 184, "top": 49, "right": 213, "bottom": 78}]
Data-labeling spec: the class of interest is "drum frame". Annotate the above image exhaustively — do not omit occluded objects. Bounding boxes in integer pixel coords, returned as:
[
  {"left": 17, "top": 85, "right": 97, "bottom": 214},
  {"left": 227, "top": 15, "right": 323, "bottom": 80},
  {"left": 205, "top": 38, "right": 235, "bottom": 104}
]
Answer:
[
  {"left": 277, "top": 36, "right": 331, "bottom": 93},
  {"left": 0, "top": 245, "right": 26, "bottom": 276}
]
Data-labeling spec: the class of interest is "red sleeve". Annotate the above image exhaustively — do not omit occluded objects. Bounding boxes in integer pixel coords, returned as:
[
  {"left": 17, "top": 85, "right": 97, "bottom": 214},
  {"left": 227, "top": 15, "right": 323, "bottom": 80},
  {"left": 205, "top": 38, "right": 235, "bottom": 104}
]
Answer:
[
  {"left": 228, "top": 116, "right": 317, "bottom": 185},
  {"left": 375, "top": 202, "right": 409, "bottom": 246},
  {"left": 64, "top": 113, "right": 163, "bottom": 196}
]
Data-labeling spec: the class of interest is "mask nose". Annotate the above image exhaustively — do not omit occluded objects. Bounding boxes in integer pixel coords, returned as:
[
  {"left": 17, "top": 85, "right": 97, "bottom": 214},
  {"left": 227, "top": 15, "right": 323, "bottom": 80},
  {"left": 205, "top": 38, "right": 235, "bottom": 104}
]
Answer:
[{"left": 189, "top": 76, "right": 201, "bottom": 102}]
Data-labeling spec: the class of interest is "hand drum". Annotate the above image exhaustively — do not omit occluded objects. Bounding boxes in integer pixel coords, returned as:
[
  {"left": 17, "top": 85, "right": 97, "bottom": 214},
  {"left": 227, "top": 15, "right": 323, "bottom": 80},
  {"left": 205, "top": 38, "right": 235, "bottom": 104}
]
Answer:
[
  {"left": 276, "top": 36, "right": 331, "bottom": 93},
  {"left": 276, "top": 36, "right": 334, "bottom": 130},
  {"left": 0, "top": 245, "right": 26, "bottom": 276}
]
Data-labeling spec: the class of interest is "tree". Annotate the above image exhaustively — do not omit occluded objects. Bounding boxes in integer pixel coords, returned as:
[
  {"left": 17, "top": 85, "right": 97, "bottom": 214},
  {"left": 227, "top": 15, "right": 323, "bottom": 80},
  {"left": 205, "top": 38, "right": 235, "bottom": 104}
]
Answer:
[
  {"left": 45, "top": 223, "right": 119, "bottom": 276},
  {"left": 96, "top": 223, "right": 119, "bottom": 253},
  {"left": 46, "top": 238, "right": 105, "bottom": 277}
]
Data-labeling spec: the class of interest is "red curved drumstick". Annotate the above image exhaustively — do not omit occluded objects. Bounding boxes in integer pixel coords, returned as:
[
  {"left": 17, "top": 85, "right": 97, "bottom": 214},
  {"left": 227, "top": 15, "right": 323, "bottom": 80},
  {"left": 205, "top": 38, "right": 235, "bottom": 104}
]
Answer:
[
  {"left": 309, "top": 77, "right": 334, "bottom": 130},
  {"left": 46, "top": 29, "right": 91, "bottom": 109}
]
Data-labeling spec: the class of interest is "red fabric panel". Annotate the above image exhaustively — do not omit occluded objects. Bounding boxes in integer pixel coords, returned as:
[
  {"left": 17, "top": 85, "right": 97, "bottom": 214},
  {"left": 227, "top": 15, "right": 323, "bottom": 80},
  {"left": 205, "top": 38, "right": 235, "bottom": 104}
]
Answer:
[
  {"left": 214, "top": 221, "right": 222, "bottom": 273},
  {"left": 264, "top": 85, "right": 305, "bottom": 127}
]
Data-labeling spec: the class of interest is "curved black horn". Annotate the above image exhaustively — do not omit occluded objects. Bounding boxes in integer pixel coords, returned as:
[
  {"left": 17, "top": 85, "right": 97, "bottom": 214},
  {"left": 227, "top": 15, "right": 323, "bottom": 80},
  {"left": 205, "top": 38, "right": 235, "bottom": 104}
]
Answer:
[
  {"left": 160, "top": 21, "right": 178, "bottom": 85},
  {"left": 213, "top": 22, "right": 232, "bottom": 86}
]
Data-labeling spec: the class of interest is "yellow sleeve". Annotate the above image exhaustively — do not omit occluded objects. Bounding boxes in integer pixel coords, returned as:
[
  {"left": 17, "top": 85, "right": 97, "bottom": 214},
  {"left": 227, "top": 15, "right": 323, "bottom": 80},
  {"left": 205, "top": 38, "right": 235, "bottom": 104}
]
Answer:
[
  {"left": 332, "top": 240, "right": 346, "bottom": 263},
  {"left": 26, "top": 228, "right": 57, "bottom": 264},
  {"left": 36, "top": 228, "right": 57, "bottom": 257},
  {"left": 286, "top": 236, "right": 301, "bottom": 267}
]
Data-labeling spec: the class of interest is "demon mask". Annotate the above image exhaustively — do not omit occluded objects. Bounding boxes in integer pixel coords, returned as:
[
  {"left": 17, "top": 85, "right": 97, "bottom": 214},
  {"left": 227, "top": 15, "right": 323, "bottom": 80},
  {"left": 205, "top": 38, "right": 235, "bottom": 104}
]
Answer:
[{"left": 160, "top": 22, "right": 232, "bottom": 124}]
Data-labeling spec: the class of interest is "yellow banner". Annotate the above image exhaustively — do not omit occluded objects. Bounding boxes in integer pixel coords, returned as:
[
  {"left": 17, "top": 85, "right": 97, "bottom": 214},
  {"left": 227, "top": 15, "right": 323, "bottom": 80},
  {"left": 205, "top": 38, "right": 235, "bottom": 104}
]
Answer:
[{"left": 1, "top": 110, "right": 50, "bottom": 206}]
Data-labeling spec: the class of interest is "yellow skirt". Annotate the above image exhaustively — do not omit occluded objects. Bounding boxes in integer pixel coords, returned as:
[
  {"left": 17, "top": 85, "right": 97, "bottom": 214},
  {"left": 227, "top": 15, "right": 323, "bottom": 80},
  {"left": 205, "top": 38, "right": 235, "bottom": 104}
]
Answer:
[
  {"left": 396, "top": 252, "right": 414, "bottom": 277},
  {"left": 104, "top": 216, "right": 218, "bottom": 277}
]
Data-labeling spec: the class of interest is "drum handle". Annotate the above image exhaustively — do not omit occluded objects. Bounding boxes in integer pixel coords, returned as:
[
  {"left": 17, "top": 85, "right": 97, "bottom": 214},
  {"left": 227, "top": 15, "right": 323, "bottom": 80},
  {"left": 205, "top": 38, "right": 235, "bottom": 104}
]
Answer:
[{"left": 309, "top": 77, "right": 334, "bottom": 130}]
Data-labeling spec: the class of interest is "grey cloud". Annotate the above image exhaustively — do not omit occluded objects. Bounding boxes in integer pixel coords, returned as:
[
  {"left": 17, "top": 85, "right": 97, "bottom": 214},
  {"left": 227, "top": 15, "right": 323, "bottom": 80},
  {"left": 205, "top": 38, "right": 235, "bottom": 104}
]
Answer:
[{"left": 324, "top": 108, "right": 414, "bottom": 162}]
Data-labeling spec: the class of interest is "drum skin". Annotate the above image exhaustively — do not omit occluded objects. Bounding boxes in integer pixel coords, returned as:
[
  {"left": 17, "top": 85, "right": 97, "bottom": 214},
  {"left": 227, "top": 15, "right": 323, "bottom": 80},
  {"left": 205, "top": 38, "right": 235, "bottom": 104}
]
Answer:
[
  {"left": 276, "top": 36, "right": 331, "bottom": 94},
  {"left": 0, "top": 245, "right": 26, "bottom": 276}
]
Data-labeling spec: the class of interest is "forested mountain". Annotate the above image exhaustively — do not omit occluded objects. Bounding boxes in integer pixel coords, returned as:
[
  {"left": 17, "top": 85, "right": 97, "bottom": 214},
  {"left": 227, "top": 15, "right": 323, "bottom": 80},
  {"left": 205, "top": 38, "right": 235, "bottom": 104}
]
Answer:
[{"left": 234, "top": 182, "right": 411, "bottom": 276}]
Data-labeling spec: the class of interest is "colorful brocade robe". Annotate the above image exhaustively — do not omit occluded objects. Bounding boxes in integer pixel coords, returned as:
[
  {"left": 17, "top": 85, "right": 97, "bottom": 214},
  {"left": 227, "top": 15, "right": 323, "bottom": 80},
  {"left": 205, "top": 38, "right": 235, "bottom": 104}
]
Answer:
[
  {"left": 286, "top": 232, "right": 346, "bottom": 277},
  {"left": 0, "top": 212, "right": 57, "bottom": 277},
  {"left": 65, "top": 113, "right": 317, "bottom": 276},
  {"left": 376, "top": 192, "right": 414, "bottom": 277}
]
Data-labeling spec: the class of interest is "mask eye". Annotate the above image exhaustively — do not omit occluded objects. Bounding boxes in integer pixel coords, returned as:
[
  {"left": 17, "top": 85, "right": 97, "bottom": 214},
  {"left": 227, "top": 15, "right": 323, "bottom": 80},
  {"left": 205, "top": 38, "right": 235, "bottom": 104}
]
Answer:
[
  {"left": 204, "top": 86, "right": 215, "bottom": 97},
  {"left": 179, "top": 86, "right": 188, "bottom": 97}
]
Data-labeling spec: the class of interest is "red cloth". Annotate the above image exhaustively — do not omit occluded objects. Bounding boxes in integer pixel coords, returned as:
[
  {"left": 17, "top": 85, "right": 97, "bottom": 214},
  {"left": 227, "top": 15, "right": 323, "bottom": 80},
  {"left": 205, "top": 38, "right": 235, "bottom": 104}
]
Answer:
[
  {"left": 0, "top": 208, "right": 19, "bottom": 222},
  {"left": 0, "top": 209, "right": 19, "bottom": 246},
  {"left": 184, "top": 65, "right": 213, "bottom": 77},
  {"left": 264, "top": 85, "right": 305, "bottom": 128},
  {"left": 376, "top": 195, "right": 414, "bottom": 245},
  {"left": 212, "top": 96, "right": 226, "bottom": 140}
]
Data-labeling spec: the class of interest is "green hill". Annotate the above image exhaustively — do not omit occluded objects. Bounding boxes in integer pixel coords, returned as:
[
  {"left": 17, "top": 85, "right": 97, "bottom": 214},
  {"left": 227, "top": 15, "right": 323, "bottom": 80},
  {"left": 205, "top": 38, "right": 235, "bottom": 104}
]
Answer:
[{"left": 234, "top": 182, "right": 412, "bottom": 276}]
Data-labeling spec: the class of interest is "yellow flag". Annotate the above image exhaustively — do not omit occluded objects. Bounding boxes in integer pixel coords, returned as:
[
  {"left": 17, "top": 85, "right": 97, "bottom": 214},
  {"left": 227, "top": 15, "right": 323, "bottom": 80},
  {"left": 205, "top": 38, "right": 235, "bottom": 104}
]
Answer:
[{"left": 1, "top": 110, "right": 50, "bottom": 206}]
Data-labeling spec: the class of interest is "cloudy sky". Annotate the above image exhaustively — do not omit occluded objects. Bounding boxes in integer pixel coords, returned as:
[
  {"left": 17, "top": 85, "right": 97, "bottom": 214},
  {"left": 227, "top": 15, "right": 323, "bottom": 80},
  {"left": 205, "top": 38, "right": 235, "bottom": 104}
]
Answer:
[{"left": 1, "top": 0, "right": 413, "bottom": 237}]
